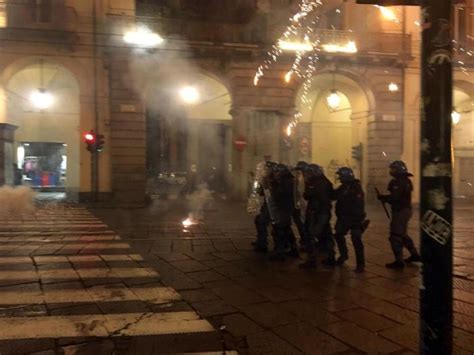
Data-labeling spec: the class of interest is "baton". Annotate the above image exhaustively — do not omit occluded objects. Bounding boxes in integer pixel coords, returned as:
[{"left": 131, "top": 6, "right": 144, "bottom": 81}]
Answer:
[{"left": 374, "top": 187, "right": 391, "bottom": 220}]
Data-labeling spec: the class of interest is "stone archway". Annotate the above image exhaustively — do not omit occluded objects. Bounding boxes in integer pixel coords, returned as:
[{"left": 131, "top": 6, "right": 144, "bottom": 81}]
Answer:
[
  {"left": 144, "top": 70, "right": 233, "bottom": 196},
  {"left": 5, "top": 59, "right": 81, "bottom": 195},
  {"left": 295, "top": 71, "right": 373, "bottom": 188},
  {"left": 453, "top": 82, "right": 474, "bottom": 198}
]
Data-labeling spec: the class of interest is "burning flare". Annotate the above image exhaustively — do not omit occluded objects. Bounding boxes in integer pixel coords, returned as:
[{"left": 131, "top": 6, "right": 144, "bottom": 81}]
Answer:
[{"left": 182, "top": 215, "right": 198, "bottom": 228}]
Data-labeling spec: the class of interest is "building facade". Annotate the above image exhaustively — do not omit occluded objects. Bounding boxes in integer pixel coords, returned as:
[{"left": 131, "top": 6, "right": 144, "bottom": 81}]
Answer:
[{"left": 0, "top": 0, "right": 472, "bottom": 203}]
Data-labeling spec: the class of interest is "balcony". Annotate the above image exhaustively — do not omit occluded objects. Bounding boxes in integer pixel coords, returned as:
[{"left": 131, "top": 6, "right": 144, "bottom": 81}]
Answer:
[
  {"left": 0, "top": 4, "right": 79, "bottom": 48},
  {"left": 311, "top": 29, "right": 412, "bottom": 61}
]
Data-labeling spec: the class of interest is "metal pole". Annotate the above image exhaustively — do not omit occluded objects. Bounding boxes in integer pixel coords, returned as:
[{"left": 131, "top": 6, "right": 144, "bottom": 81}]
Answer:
[
  {"left": 92, "top": 0, "right": 100, "bottom": 202},
  {"left": 420, "top": 0, "right": 453, "bottom": 353}
]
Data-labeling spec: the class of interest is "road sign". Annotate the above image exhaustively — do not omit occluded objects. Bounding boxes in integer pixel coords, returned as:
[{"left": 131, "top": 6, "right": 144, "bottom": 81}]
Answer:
[{"left": 234, "top": 136, "right": 247, "bottom": 151}]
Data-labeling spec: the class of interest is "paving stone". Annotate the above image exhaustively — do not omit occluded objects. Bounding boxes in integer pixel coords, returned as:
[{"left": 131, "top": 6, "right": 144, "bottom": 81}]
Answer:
[
  {"left": 337, "top": 307, "right": 400, "bottom": 332},
  {"left": 212, "top": 252, "right": 244, "bottom": 261},
  {"left": 188, "top": 270, "right": 226, "bottom": 283},
  {"left": 244, "top": 330, "right": 301, "bottom": 355},
  {"left": 324, "top": 321, "right": 404, "bottom": 353},
  {"left": 180, "top": 289, "right": 220, "bottom": 303},
  {"left": 274, "top": 322, "right": 350, "bottom": 355},
  {"left": 279, "top": 300, "right": 341, "bottom": 327},
  {"left": 454, "top": 328, "right": 474, "bottom": 352},
  {"left": 193, "top": 245, "right": 218, "bottom": 254},
  {"left": 254, "top": 286, "right": 301, "bottom": 303},
  {"left": 379, "top": 324, "right": 418, "bottom": 351},
  {"left": 454, "top": 313, "right": 474, "bottom": 333},
  {"left": 155, "top": 253, "right": 190, "bottom": 262},
  {"left": 185, "top": 253, "right": 217, "bottom": 261},
  {"left": 239, "top": 302, "right": 299, "bottom": 328},
  {"left": 170, "top": 259, "right": 210, "bottom": 273},
  {"left": 192, "top": 300, "right": 238, "bottom": 317},
  {"left": 211, "top": 285, "right": 266, "bottom": 306},
  {"left": 221, "top": 313, "right": 265, "bottom": 337}
]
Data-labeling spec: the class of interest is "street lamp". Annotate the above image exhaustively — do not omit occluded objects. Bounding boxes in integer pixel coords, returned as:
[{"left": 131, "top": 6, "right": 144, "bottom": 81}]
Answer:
[
  {"left": 451, "top": 110, "right": 461, "bottom": 125},
  {"left": 327, "top": 90, "right": 342, "bottom": 110},
  {"left": 388, "top": 82, "right": 399, "bottom": 92},
  {"left": 124, "top": 27, "right": 164, "bottom": 47},
  {"left": 30, "top": 59, "right": 54, "bottom": 110},
  {"left": 30, "top": 88, "right": 54, "bottom": 110},
  {"left": 179, "top": 86, "right": 200, "bottom": 104}
]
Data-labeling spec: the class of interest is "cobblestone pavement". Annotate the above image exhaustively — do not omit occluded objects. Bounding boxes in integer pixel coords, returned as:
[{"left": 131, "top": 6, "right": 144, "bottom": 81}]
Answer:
[
  {"left": 0, "top": 203, "right": 231, "bottom": 355},
  {"left": 93, "top": 199, "right": 474, "bottom": 354}
]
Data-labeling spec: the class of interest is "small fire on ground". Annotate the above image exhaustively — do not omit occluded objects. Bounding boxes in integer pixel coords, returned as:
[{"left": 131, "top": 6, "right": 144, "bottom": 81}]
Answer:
[{"left": 182, "top": 216, "right": 198, "bottom": 228}]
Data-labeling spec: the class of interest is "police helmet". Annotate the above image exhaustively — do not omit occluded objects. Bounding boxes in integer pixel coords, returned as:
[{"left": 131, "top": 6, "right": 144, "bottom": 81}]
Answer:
[
  {"left": 336, "top": 167, "right": 355, "bottom": 183},
  {"left": 389, "top": 160, "right": 411, "bottom": 177},
  {"left": 306, "top": 164, "right": 324, "bottom": 178},
  {"left": 275, "top": 163, "right": 289, "bottom": 174},
  {"left": 295, "top": 161, "right": 308, "bottom": 171}
]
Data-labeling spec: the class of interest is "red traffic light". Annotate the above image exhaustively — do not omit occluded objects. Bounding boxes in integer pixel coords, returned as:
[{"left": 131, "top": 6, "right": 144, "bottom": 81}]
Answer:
[{"left": 84, "top": 131, "right": 96, "bottom": 142}]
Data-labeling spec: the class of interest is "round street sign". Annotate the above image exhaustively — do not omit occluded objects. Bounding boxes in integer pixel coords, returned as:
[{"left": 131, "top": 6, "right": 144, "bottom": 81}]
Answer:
[{"left": 234, "top": 136, "right": 248, "bottom": 151}]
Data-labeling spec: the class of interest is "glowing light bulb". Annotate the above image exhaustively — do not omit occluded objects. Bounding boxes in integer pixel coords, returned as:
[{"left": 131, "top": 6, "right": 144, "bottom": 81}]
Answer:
[
  {"left": 285, "top": 71, "right": 293, "bottom": 83},
  {"left": 388, "top": 82, "right": 399, "bottom": 92},
  {"left": 30, "top": 89, "right": 54, "bottom": 110},
  {"left": 452, "top": 111, "right": 461, "bottom": 125},
  {"left": 327, "top": 90, "right": 341, "bottom": 110},
  {"left": 179, "top": 86, "right": 200, "bottom": 104},
  {"left": 286, "top": 124, "right": 292, "bottom": 136},
  {"left": 124, "top": 27, "right": 164, "bottom": 47},
  {"left": 376, "top": 5, "right": 399, "bottom": 23}
]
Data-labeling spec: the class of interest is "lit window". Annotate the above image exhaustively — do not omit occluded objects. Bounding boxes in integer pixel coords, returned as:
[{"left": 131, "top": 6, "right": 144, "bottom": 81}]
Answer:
[{"left": 0, "top": 4, "right": 6, "bottom": 28}]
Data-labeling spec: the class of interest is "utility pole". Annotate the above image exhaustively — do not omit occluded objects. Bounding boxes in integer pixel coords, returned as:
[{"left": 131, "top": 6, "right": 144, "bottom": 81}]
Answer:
[
  {"left": 419, "top": 0, "right": 453, "bottom": 353},
  {"left": 356, "top": 0, "right": 454, "bottom": 353},
  {"left": 92, "top": 0, "right": 100, "bottom": 202}
]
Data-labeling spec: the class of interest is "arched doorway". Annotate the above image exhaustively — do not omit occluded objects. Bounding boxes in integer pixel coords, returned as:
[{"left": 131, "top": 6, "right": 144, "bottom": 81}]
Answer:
[
  {"left": 453, "top": 84, "right": 474, "bottom": 199},
  {"left": 145, "top": 71, "right": 232, "bottom": 196},
  {"left": 5, "top": 60, "right": 80, "bottom": 196},
  {"left": 296, "top": 72, "right": 371, "bottom": 187}
]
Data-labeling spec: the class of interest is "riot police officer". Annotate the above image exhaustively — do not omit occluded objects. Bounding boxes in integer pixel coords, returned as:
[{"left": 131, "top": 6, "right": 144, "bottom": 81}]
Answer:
[
  {"left": 331, "top": 167, "right": 368, "bottom": 273},
  {"left": 293, "top": 161, "right": 309, "bottom": 248},
  {"left": 377, "top": 160, "right": 421, "bottom": 269},
  {"left": 252, "top": 161, "right": 277, "bottom": 253},
  {"left": 269, "top": 163, "right": 298, "bottom": 261},
  {"left": 299, "top": 164, "right": 335, "bottom": 269}
]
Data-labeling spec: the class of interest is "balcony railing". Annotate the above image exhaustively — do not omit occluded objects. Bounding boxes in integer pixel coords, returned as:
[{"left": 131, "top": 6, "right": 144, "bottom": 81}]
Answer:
[{"left": 5, "top": 4, "right": 78, "bottom": 32}]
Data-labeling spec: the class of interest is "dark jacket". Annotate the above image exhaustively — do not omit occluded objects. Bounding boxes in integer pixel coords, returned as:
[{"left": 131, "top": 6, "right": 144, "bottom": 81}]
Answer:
[
  {"left": 304, "top": 176, "right": 333, "bottom": 215},
  {"left": 380, "top": 175, "right": 413, "bottom": 212},
  {"left": 269, "top": 171, "right": 294, "bottom": 225},
  {"left": 333, "top": 179, "right": 366, "bottom": 223}
]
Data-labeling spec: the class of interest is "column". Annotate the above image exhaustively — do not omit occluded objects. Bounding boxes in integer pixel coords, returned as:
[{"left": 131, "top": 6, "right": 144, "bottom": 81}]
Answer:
[{"left": 0, "top": 123, "right": 17, "bottom": 186}]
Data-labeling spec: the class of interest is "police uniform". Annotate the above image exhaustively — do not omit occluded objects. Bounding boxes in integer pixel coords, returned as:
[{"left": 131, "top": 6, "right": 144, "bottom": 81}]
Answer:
[
  {"left": 378, "top": 162, "right": 421, "bottom": 269},
  {"left": 333, "top": 178, "right": 366, "bottom": 271},
  {"left": 300, "top": 167, "right": 335, "bottom": 268},
  {"left": 270, "top": 165, "right": 298, "bottom": 260},
  {"left": 254, "top": 185, "right": 270, "bottom": 251}
]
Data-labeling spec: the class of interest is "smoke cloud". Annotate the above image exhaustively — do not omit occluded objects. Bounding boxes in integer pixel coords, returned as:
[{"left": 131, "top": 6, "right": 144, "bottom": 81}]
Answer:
[{"left": 0, "top": 186, "right": 36, "bottom": 217}]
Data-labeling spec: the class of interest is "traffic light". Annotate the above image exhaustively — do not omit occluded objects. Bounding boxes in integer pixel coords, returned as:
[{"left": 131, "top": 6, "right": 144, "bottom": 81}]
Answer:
[
  {"left": 356, "top": 0, "right": 419, "bottom": 5},
  {"left": 352, "top": 143, "right": 363, "bottom": 161},
  {"left": 96, "top": 134, "right": 105, "bottom": 152},
  {"left": 84, "top": 130, "right": 96, "bottom": 152}
]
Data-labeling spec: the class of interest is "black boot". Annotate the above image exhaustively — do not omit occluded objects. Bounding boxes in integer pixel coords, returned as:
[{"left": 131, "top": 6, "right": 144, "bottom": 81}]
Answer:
[
  {"left": 405, "top": 254, "right": 421, "bottom": 263},
  {"left": 385, "top": 260, "right": 405, "bottom": 269}
]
